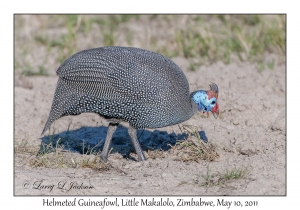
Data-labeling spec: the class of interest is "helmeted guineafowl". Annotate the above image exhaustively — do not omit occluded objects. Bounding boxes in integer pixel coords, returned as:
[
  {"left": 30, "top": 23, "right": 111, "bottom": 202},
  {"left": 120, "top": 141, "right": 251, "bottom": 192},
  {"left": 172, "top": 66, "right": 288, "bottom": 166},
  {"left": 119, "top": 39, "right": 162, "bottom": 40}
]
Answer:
[{"left": 42, "top": 46, "right": 219, "bottom": 162}]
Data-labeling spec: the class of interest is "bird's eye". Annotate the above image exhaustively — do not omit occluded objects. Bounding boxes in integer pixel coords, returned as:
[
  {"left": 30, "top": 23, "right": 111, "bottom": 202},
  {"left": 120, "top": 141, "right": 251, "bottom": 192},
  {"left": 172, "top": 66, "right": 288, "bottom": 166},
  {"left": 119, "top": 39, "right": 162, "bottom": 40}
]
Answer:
[{"left": 211, "top": 101, "right": 215, "bottom": 104}]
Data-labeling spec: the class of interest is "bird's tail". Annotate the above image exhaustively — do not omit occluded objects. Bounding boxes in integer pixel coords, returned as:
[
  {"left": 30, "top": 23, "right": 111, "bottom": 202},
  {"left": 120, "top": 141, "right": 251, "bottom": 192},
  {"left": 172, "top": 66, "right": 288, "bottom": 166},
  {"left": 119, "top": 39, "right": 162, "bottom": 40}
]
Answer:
[
  {"left": 41, "top": 116, "right": 54, "bottom": 135},
  {"left": 41, "top": 78, "right": 78, "bottom": 135}
]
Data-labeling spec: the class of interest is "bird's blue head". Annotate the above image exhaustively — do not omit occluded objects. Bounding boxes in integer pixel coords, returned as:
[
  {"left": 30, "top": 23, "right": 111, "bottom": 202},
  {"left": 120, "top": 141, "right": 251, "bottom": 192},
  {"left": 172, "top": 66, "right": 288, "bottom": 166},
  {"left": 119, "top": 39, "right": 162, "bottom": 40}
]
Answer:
[{"left": 191, "top": 83, "right": 219, "bottom": 118}]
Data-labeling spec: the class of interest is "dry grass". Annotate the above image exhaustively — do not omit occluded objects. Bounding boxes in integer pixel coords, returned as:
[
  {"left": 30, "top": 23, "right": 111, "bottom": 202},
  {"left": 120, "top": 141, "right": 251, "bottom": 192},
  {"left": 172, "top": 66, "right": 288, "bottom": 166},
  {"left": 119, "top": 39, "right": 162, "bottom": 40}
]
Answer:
[
  {"left": 171, "top": 125, "right": 219, "bottom": 162},
  {"left": 14, "top": 138, "right": 111, "bottom": 171},
  {"left": 198, "top": 165, "right": 248, "bottom": 187}
]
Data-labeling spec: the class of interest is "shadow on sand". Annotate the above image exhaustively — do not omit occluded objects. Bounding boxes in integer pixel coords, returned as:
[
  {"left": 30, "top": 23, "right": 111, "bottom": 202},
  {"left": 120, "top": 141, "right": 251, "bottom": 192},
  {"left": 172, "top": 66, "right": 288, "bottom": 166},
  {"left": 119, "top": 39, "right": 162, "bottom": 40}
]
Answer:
[{"left": 40, "top": 125, "right": 193, "bottom": 159}]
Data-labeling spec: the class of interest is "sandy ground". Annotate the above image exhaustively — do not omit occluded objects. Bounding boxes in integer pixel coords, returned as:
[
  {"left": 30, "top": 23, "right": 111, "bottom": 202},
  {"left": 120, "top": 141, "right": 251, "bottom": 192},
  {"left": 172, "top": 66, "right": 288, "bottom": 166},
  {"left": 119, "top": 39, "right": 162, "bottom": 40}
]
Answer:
[{"left": 14, "top": 56, "right": 285, "bottom": 195}]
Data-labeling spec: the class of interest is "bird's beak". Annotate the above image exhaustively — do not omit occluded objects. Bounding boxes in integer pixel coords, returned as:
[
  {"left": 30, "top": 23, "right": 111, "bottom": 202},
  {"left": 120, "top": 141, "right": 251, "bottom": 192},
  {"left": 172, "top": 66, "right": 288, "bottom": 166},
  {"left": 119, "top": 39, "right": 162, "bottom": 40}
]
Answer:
[
  {"left": 209, "top": 83, "right": 219, "bottom": 119},
  {"left": 212, "top": 110, "right": 219, "bottom": 119},
  {"left": 211, "top": 102, "right": 219, "bottom": 119}
]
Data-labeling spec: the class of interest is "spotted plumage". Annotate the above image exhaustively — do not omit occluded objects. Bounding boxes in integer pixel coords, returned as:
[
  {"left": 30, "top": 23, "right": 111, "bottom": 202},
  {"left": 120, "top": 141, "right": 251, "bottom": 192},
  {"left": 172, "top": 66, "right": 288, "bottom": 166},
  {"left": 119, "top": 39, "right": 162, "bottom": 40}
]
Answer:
[{"left": 42, "top": 46, "right": 219, "bottom": 162}]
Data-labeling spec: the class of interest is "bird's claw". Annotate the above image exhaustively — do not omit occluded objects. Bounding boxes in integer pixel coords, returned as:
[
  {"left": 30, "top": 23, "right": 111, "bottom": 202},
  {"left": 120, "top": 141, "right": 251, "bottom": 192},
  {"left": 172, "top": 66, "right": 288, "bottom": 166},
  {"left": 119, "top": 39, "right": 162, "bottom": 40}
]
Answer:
[{"left": 99, "top": 153, "right": 109, "bottom": 163}]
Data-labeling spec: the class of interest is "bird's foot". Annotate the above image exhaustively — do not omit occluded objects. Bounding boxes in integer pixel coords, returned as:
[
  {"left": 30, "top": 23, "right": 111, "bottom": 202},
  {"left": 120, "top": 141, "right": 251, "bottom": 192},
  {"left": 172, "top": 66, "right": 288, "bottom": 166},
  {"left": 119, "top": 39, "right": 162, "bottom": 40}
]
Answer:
[
  {"left": 137, "top": 156, "right": 147, "bottom": 162},
  {"left": 137, "top": 152, "right": 147, "bottom": 162},
  {"left": 99, "top": 152, "right": 109, "bottom": 163}
]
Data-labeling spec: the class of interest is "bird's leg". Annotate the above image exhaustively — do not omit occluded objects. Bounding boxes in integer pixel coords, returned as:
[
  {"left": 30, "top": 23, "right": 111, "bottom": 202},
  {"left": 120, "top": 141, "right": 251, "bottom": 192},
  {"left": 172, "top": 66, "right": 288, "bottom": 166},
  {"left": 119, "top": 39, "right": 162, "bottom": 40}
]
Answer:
[
  {"left": 128, "top": 126, "right": 146, "bottom": 161},
  {"left": 100, "top": 123, "right": 118, "bottom": 162}
]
